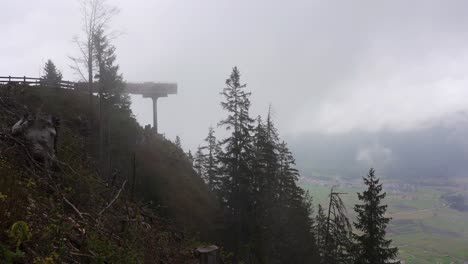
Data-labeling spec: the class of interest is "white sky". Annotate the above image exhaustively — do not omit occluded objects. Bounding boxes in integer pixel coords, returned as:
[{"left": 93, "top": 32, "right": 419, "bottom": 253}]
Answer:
[{"left": 3, "top": 0, "right": 468, "bottom": 152}]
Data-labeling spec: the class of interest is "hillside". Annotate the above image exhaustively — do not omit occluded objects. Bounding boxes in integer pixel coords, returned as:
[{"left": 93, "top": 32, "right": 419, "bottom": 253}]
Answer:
[{"left": 0, "top": 84, "right": 218, "bottom": 263}]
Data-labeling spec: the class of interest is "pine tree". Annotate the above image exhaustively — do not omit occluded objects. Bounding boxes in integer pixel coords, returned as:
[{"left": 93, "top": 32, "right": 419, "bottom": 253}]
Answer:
[
  {"left": 254, "top": 133, "right": 317, "bottom": 263},
  {"left": 250, "top": 115, "right": 277, "bottom": 263},
  {"left": 175, "top": 136, "right": 182, "bottom": 150},
  {"left": 93, "top": 28, "right": 130, "bottom": 110},
  {"left": 41, "top": 60, "right": 63, "bottom": 88},
  {"left": 193, "top": 146, "right": 206, "bottom": 179},
  {"left": 202, "top": 127, "right": 221, "bottom": 192},
  {"left": 277, "top": 140, "right": 300, "bottom": 203},
  {"left": 213, "top": 68, "right": 319, "bottom": 263},
  {"left": 254, "top": 110, "right": 280, "bottom": 199},
  {"left": 315, "top": 204, "right": 328, "bottom": 262},
  {"left": 93, "top": 27, "right": 129, "bottom": 180},
  {"left": 186, "top": 150, "right": 194, "bottom": 164},
  {"left": 217, "top": 66, "right": 255, "bottom": 259},
  {"left": 354, "top": 168, "right": 400, "bottom": 264}
]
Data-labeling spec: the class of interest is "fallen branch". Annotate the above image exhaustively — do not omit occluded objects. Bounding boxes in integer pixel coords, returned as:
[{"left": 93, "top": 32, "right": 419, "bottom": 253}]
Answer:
[
  {"left": 63, "top": 196, "right": 93, "bottom": 220},
  {"left": 99, "top": 179, "right": 127, "bottom": 216},
  {"left": 63, "top": 197, "right": 85, "bottom": 219},
  {"left": 70, "top": 252, "right": 95, "bottom": 258},
  {"left": 5, "top": 133, "right": 45, "bottom": 171}
]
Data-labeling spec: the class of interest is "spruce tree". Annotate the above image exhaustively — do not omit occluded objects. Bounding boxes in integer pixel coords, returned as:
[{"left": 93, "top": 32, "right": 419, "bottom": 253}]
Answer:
[
  {"left": 193, "top": 146, "right": 206, "bottom": 179},
  {"left": 41, "top": 59, "right": 63, "bottom": 88},
  {"left": 354, "top": 168, "right": 400, "bottom": 264},
  {"left": 277, "top": 141, "right": 300, "bottom": 203},
  {"left": 213, "top": 68, "right": 319, "bottom": 263},
  {"left": 315, "top": 204, "right": 328, "bottom": 262},
  {"left": 93, "top": 28, "right": 130, "bottom": 110},
  {"left": 256, "top": 110, "right": 280, "bottom": 197},
  {"left": 186, "top": 150, "right": 194, "bottom": 164},
  {"left": 250, "top": 114, "right": 279, "bottom": 263},
  {"left": 175, "top": 136, "right": 182, "bottom": 150},
  {"left": 202, "top": 127, "right": 221, "bottom": 192},
  {"left": 218, "top": 66, "right": 255, "bottom": 259},
  {"left": 93, "top": 27, "right": 128, "bottom": 180},
  {"left": 271, "top": 139, "right": 317, "bottom": 263}
]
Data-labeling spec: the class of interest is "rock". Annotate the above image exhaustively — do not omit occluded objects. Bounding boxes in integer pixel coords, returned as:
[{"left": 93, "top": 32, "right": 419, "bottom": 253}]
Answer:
[{"left": 11, "top": 113, "right": 59, "bottom": 167}]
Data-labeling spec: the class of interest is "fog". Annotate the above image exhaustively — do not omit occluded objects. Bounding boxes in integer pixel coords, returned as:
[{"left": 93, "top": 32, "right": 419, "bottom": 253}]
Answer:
[
  {"left": 291, "top": 111, "right": 468, "bottom": 179},
  {"left": 3, "top": 0, "right": 468, "bottom": 178}
]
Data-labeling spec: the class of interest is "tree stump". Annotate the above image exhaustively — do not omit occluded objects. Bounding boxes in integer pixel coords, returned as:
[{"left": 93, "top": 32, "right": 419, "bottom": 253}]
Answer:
[{"left": 196, "top": 245, "right": 219, "bottom": 264}]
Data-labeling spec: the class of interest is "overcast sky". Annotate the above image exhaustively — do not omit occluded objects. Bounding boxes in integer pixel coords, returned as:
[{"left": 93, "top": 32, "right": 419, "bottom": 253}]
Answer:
[{"left": 3, "top": 0, "right": 468, "bottom": 165}]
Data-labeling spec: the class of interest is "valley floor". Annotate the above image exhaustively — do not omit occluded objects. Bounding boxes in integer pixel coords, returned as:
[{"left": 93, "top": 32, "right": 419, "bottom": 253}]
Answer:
[{"left": 301, "top": 178, "right": 468, "bottom": 264}]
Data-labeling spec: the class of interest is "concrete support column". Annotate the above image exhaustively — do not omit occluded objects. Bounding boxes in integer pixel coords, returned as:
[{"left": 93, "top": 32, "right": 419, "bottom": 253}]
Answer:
[{"left": 152, "top": 97, "right": 158, "bottom": 133}]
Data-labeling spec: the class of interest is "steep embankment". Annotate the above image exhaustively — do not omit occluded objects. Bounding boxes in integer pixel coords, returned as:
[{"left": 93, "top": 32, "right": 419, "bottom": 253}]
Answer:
[{"left": 0, "top": 84, "right": 218, "bottom": 263}]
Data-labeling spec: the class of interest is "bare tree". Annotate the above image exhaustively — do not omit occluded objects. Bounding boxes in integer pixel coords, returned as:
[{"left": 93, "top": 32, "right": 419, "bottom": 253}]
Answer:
[
  {"left": 324, "top": 187, "right": 354, "bottom": 264},
  {"left": 69, "top": 0, "right": 119, "bottom": 178},
  {"left": 69, "top": 0, "right": 119, "bottom": 98}
]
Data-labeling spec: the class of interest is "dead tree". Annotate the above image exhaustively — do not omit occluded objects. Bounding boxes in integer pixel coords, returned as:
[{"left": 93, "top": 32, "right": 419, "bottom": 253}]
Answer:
[
  {"left": 69, "top": 0, "right": 119, "bottom": 179},
  {"left": 69, "top": 0, "right": 119, "bottom": 110}
]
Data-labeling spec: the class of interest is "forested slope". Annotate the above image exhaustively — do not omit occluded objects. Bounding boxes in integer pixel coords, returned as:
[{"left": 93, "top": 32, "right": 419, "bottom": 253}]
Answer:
[{"left": 0, "top": 84, "right": 217, "bottom": 263}]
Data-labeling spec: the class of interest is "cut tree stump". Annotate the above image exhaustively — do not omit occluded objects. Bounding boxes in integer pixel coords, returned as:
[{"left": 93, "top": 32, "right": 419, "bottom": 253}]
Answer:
[{"left": 196, "top": 245, "right": 219, "bottom": 264}]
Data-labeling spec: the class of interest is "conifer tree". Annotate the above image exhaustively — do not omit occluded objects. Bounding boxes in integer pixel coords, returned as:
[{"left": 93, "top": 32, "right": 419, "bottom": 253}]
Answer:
[
  {"left": 93, "top": 26, "right": 128, "bottom": 179},
  {"left": 193, "top": 146, "right": 206, "bottom": 179},
  {"left": 254, "top": 110, "right": 280, "bottom": 198},
  {"left": 265, "top": 138, "right": 317, "bottom": 263},
  {"left": 250, "top": 115, "right": 277, "bottom": 263},
  {"left": 354, "top": 168, "right": 400, "bottom": 264},
  {"left": 175, "top": 136, "right": 182, "bottom": 150},
  {"left": 217, "top": 66, "right": 255, "bottom": 259},
  {"left": 41, "top": 59, "right": 63, "bottom": 88},
  {"left": 202, "top": 127, "right": 221, "bottom": 192},
  {"left": 315, "top": 204, "right": 328, "bottom": 262},
  {"left": 187, "top": 150, "right": 194, "bottom": 164},
  {"left": 213, "top": 68, "right": 319, "bottom": 263},
  {"left": 277, "top": 141, "right": 301, "bottom": 203},
  {"left": 93, "top": 28, "right": 130, "bottom": 110}
]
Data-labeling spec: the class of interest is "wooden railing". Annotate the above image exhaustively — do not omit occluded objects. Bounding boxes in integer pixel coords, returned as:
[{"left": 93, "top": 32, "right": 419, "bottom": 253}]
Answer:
[
  {"left": 0, "top": 76, "right": 178, "bottom": 96},
  {"left": 0, "top": 76, "right": 76, "bottom": 89}
]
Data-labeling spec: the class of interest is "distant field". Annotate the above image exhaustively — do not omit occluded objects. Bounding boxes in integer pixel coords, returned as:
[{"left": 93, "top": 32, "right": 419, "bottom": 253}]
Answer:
[{"left": 301, "top": 182, "right": 468, "bottom": 264}]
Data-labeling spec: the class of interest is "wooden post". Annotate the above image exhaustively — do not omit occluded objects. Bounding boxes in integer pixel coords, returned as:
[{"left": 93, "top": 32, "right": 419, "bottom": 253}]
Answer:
[{"left": 196, "top": 245, "right": 219, "bottom": 264}]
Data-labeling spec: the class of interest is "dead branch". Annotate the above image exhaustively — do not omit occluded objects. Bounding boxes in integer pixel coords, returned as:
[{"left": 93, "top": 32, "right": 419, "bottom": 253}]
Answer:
[
  {"left": 63, "top": 197, "right": 85, "bottom": 219},
  {"left": 99, "top": 179, "right": 127, "bottom": 216},
  {"left": 63, "top": 196, "right": 93, "bottom": 221},
  {"left": 6, "top": 133, "right": 45, "bottom": 170},
  {"left": 70, "top": 252, "right": 95, "bottom": 258}
]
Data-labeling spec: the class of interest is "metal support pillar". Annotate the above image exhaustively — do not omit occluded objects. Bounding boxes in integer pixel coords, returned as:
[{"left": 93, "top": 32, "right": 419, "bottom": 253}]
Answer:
[{"left": 152, "top": 97, "right": 158, "bottom": 133}]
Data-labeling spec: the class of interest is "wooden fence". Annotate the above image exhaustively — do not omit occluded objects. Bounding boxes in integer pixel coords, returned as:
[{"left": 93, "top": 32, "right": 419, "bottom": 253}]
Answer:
[{"left": 0, "top": 76, "right": 76, "bottom": 89}]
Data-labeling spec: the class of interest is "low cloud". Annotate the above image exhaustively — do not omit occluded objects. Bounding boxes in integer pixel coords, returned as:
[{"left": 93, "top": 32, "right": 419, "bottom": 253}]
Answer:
[{"left": 356, "top": 143, "right": 393, "bottom": 169}]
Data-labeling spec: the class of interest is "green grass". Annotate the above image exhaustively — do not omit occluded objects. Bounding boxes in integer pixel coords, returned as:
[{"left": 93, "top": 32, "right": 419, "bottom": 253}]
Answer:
[{"left": 301, "top": 181, "right": 468, "bottom": 264}]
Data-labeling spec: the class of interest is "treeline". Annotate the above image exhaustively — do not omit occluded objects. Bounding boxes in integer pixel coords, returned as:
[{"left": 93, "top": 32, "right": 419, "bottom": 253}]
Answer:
[{"left": 192, "top": 67, "right": 400, "bottom": 264}]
